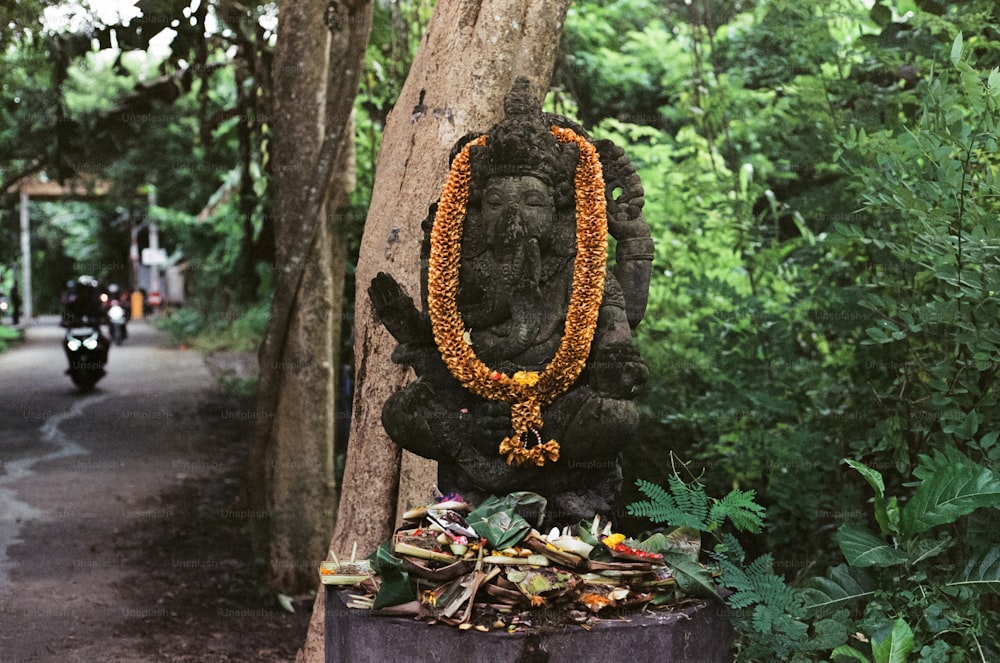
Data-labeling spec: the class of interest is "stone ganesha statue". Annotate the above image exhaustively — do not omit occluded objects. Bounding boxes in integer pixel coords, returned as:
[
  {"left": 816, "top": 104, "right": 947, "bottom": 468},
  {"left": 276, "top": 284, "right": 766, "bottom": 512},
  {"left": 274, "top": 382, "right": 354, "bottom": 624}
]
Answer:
[{"left": 369, "top": 78, "right": 654, "bottom": 525}]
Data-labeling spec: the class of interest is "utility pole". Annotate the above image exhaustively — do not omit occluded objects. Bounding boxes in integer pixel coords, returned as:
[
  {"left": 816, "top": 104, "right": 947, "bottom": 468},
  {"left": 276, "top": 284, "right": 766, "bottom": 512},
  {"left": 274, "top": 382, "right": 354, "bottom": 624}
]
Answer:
[
  {"left": 147, "top": 186, "right": 161, "bottom": 308},
  {"left": 19, "top": 189, "right": 31, "bottom": 322}
]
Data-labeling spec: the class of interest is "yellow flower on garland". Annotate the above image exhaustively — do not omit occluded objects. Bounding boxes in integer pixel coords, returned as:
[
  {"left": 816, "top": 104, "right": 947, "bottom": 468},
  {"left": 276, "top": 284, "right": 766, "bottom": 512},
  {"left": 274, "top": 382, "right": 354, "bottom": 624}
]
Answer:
[
  {"left": 426, "top": 127, "right": 608, "bottom": 467},
  {"left": 512, "top": 371, "right": 541, "bottom": 388}
]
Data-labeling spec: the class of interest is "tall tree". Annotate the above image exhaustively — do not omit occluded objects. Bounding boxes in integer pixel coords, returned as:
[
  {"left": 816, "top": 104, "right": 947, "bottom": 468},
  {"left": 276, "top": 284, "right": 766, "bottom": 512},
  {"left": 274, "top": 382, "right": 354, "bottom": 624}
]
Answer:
[
  {"left": 246, "top": 0, "right": 373, "bottom": 593},
  {"left": 295, "top": 0, "right": 572, "bottom": 659}
]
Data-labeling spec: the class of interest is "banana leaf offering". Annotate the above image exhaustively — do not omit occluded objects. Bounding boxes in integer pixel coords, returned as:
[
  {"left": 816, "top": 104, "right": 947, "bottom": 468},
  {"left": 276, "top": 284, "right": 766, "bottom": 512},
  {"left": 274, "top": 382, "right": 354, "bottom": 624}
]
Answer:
[{"left": 327, "top": 491, "right": 720, "bottom": 632}]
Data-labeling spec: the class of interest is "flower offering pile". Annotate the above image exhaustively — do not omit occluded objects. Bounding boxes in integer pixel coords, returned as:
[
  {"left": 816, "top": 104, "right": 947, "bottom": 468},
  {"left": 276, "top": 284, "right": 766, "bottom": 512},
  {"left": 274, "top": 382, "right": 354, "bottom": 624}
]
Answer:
[{"left": 322, "top": 492, "right": 719, "bottom": 632}]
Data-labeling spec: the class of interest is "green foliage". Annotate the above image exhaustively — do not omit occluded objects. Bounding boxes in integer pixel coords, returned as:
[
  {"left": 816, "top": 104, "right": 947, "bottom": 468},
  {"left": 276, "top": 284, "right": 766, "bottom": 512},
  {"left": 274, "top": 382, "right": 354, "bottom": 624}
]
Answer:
[
  {"left": 156, "top": 297, "right": 270, "bottom": 354},
  {"left": 952, "top": 545, "right": 1000, "bottom": 593},
  {"left": 801, "top": 455, "right": 1000, "bottom": 661},
  {"left": 630, "top": 449, "right": 1000, "bottom": 660},
  {"left": 872, "top": 618, "right": 915, "bottom": 663},
  {"left": 628, "top": 476, "right": 764, "bottom": 534},
  {"left": 570, "top": 0, "right": 902, "bottom": 567},
  {"left": 832, "top": 28, "right": 1000, "bottom": 477},
  {"left": 799, "top": 564, "right": 875, "bottom": 619},
  {"left": 629, "top": 470, "right": 853, "bottom": 661},
  {"left": 599, "top": 10, "right": 1000, "bottom": 657},
  {"left": 0, "top": 324, "right": 20, "bottom": 353},
  {"left": 156, "top": 308, "right": 205, "bottom": 346},
  {"left": 1, "top": 1, "right": 274, "bottom": 315},
  {"left": 561, "top": 0, "right": 1000, "bottom": 606},
  {"left": 560, "top": 0, "right": 682, "bottom": 128},
  {"left": 901, "top": 450, "right": 1000, "bottom": 536}
]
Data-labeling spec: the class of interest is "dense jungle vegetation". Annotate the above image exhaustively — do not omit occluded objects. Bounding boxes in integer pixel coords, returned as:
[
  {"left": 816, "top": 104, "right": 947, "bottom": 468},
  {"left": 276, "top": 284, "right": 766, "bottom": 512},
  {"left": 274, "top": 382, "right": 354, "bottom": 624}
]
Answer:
[{"left": 3, "top": 0, "right": 1000, "bottom": 659}]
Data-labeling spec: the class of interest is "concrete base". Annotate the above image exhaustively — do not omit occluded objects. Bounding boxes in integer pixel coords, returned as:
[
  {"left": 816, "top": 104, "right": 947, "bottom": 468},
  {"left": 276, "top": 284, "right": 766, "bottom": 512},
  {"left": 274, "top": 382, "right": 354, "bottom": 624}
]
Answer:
[{"left": 325, "top": 587, "right": 733, "bottom": 663}]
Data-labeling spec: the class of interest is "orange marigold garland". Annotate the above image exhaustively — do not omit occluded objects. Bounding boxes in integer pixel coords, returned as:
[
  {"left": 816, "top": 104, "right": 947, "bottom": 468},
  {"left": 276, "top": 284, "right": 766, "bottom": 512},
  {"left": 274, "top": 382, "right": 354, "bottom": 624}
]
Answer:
[{"left": 426, "top": 127, "right": 608, "bottom": 467}]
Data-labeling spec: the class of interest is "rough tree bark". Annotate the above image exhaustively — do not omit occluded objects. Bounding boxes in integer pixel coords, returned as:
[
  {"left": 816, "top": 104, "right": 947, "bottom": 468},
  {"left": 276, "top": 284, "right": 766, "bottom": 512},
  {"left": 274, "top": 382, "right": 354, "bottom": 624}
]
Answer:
[
  {"left": 296, "top": 0, "right": 572, "bottom": 659},
  {"left": 246, "top": 0, "right": 373, "bottom": 593}
]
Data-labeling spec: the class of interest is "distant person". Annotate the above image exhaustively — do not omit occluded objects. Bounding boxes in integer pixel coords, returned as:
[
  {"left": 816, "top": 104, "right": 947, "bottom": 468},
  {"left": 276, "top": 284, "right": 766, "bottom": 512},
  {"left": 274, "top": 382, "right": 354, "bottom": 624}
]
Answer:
[
  {"left": 11, "top": 278, "right": 20, "bottom": 325},
  {"left": 139, "top": 288, "right": 151, "bottom": 317}
]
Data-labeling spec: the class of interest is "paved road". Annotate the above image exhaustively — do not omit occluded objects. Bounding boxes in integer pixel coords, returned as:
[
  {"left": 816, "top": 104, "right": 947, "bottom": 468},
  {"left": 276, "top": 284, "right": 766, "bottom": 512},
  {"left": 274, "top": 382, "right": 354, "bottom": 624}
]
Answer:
[{"left": 0, "top": 316, "right": 234, "bottom": 660}]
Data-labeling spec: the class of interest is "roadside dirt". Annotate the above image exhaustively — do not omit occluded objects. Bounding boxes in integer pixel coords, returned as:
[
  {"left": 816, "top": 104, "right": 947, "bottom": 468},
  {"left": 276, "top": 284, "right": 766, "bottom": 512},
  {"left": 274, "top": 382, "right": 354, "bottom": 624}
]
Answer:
[
  {"left": 111, "top": 418, "right": 312, "bottom": 662},
  {"left": 0, "top": 322, "right": 311, "bottom": 662}
]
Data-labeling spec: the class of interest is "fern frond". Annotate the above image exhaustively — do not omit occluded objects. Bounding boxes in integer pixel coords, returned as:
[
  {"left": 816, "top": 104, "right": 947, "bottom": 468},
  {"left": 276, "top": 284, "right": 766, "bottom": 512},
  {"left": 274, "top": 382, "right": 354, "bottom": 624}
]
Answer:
[
  {"left": 712, "top": 532, "right": 746, "bottom": 565},
  {"left": 718, "top": 559, "right": 757, "bottom": 608},
  {"left": 627, "top": 478, "right": 708, "bottom": 529},
  {"left": 669, "top": 475, "right": 710, "bottom": 526},
  {"left": 635, "top": 478, "right": 674, "bottom": 507},
  {"left": 628, "top": 477, "right": 766, "bottom": 537},
  {"left": 721, "top": 553, "right": 801, "bottom": 616},
  {"left": 711, "top": 488, "right": 766, "bottom": 533},
  {"left": 744, "top": 553, "right": 776, "bottom": 579}
]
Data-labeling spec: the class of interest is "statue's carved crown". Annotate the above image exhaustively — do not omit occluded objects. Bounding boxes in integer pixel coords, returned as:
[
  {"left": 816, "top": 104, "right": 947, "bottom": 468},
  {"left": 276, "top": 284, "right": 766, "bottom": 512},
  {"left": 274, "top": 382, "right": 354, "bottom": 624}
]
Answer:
[{"left": 468, "top": 77, "right": 577, "bottom": 188}]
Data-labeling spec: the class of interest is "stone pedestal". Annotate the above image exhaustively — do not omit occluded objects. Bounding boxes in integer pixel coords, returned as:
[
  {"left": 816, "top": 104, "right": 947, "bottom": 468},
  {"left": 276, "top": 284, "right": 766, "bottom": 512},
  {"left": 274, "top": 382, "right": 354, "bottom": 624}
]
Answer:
[{"left": 325, "top": 587, "right": 733, "bottom": 662}]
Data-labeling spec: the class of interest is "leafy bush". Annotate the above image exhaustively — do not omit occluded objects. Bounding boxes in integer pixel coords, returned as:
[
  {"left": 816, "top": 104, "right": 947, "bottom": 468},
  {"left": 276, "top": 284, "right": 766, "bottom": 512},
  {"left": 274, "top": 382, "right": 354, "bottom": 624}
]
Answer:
[
  {"left": 628, "top": 469, "right": 851, "bottom": 661},
  {"left": 0, "top": 325, "right": 21, "bottom": 353},
  {"left": 155, "top": 308, "right": 206, "bottom": 346},
  {"left": 156, "top": 298, "right": 270, "bottom": 353},
  {"left": 799, "top": 32, "right": 1000, "bottom": 662},
  {"left": 565, "top": 3, "right": 1000, "bottom": 659},
  {"left": 800, "top": 452, "right": 1000, "bottom": 661},
  {"left": 833, "top": 32, "right": 1000, "bottom": 476},
  {"left": 562, "top": 0, "right": 1000, "bottom": 580}
]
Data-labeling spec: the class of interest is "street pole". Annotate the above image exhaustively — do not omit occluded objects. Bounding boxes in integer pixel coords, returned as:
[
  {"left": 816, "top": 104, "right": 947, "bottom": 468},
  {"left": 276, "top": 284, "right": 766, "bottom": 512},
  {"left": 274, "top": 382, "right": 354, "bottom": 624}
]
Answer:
[
  {"left": 130, "top": 211, "right": 140, "bottom": 291},
  {"left": 19, "top": 189, "right": 32, "bottom": 322},
  {"left": 147, "top": 187, "right": 160, "bottom": 309}
]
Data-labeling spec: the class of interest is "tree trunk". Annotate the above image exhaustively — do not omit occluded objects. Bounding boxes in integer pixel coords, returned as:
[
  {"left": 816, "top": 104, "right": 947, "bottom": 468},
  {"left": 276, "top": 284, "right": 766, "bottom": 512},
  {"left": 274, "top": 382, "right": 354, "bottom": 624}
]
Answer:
[
  {"left": 296, "top": 0, "right": 571, "bottom": 659},
  {"left": 246, "top": 0, "right": 372, "bottom": 594}
]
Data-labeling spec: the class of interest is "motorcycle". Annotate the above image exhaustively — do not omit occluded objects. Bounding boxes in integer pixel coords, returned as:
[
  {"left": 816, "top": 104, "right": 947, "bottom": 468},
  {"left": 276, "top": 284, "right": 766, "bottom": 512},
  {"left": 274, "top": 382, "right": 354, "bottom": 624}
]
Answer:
[
  {"left": 106, "top": 300, "right": 128, "bottom": 345},
  {"left": 64, "top": 316, "right": 110, "bottom": 392}
]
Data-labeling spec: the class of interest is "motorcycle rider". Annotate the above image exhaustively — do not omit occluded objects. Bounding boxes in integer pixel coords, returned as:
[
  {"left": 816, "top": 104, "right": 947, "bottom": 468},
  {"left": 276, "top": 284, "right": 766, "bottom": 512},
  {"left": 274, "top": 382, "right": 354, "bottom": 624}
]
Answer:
[
  {"left": 61, "top": 275, "right": 110, "bottom": 366},
  {"left": 102, "top": 282, "right": 129, "bottom": 342},
  {"left": 61, "top": 277, "right": 102, "bottom": 326}
]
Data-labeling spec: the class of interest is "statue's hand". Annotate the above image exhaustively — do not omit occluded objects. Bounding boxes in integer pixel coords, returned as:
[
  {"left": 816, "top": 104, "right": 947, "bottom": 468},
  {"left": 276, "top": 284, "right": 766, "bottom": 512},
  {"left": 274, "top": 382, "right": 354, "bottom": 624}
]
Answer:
[
  {"left": 589, "top": 343, "right": 648, "bottom": 399},
  {"left": 477, "top": 400, "right": 515, "bottom": 445},
  {"left": 369, "top": 272, "right": 431, "bottom": 345},
  {"left": 369, "top": 272, "right": 441, "bottom": 372}
]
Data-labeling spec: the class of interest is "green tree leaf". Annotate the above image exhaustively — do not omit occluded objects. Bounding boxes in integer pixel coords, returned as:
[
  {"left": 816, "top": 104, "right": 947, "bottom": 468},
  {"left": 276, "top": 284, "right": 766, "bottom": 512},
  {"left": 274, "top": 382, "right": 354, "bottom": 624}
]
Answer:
[
  {"left": 837, "top": 521, "right": 907, "bottom": 567},
  {"left": 832, "top": 645, "right": 873, "bottom": 663},
  {"left": 872, "top": 618, "right": 914, "bottom": 663},
  {"left": 800, "top": 564, "right": 875, "bottom": 619},
  {"left": 899, "top": 453, "right": 1000, "bottom": 536},
  {"left": 661, "top": 551, "right": 720, "bottom": 600},
  {"left": 949, "top": 544, "right": 1000, "bottom": 593},
  {"left": 980, "top": 431, "right": 1000, "bottom": 451},
  {"left": 950, "top": 32, "right": 964, "bottom": 67},
  {"left": 846, "top": 459, "right": 895, "bottom": 536}
]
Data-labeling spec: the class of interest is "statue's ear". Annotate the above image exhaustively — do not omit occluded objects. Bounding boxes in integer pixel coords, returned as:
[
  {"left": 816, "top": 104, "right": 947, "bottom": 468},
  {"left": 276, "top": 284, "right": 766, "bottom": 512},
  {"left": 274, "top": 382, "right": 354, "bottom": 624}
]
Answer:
[
  {"left": 448, "top": 132, "right": 484, "bottom": 165},
  {"left": 542, "top": 112, "right": 590, "bottom": 140}
]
